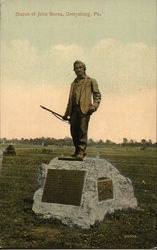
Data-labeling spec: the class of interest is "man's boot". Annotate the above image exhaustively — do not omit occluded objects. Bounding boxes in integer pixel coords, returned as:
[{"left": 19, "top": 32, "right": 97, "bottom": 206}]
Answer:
[
  {"left": 71, "top": 148, "right": 78, "bottom": 157},
  {"left": 76, "top": 150, "right": 86, "bottom": 160}
]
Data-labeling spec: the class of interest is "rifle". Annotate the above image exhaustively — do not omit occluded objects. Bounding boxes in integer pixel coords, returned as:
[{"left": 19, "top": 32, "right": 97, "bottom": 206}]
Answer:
[{"left": 40, "top": 105, "right": 70, "bottom": 123}]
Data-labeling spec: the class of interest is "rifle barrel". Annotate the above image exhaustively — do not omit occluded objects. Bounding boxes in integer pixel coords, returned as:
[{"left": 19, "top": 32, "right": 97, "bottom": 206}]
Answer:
[
  {"left": 40, "top": 105, "right": 63, "bottom": 118},
  {"left": 40, "top": 105, "right": 70, "bottom": 122},
  {"left": 40, "top": 105, "right": 52, "bottom": 113}
]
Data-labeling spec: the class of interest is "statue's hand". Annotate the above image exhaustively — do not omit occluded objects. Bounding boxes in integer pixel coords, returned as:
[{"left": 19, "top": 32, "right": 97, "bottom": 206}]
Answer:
[
  {"left": 62, "top": 115, "right": 68, "bottom": 120},
  {"left": 88, "top": 106, "right": 96, "bottom": 115}
]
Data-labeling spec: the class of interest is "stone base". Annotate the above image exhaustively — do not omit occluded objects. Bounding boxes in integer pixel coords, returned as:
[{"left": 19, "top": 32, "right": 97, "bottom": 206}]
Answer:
[
  {"left": 58, "top": 156, "right": 83, "bottom": 161},
  {"left": 32, "top": 157, "right": 137, "bottom": 229}
]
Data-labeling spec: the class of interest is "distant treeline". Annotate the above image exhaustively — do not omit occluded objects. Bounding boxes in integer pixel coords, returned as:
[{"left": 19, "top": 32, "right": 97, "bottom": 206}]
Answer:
[{"left": 0, "top": 137, "right": 156, "bottom": 147}]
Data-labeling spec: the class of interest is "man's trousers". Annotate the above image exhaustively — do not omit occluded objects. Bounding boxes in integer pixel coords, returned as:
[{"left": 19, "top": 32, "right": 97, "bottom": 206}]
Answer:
[{"left": 70, "top": 105, "right": 90, "bottom": 154}]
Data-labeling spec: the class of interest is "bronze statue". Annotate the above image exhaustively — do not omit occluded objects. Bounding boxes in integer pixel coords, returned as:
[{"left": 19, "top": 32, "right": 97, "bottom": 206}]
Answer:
[{"left": 63, "top": 60, "right": 101, "bottom": 159}]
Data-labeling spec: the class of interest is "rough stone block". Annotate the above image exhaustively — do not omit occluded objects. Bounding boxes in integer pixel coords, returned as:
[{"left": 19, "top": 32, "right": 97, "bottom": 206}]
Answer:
[{"left": 32, "top": 157, "right": 137, "bottom": 229}]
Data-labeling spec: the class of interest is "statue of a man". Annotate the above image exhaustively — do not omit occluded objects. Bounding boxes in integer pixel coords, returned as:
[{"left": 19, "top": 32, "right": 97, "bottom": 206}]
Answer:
[{"left": 63, "top": 60, "right": 101, "bottom": 159}]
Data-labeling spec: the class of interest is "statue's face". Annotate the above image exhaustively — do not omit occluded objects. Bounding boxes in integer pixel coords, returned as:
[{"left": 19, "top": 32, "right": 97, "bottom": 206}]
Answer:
[{"left": 74, "top": 63, "right": 85, "bottom": 77}]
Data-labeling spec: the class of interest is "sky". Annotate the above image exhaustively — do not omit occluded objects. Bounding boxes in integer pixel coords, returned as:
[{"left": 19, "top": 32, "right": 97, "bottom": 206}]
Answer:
[{"left": 0, "top": 0, "right": 156, "bottom": 142}]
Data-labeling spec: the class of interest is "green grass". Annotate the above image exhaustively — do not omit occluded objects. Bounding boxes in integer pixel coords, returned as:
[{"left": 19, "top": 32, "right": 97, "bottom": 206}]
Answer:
[{"left": 0, "top": 145, "right": 156, "bottom": 248}]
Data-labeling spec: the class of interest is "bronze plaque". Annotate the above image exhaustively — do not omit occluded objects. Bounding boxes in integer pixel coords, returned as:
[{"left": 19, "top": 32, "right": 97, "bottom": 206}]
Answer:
[
  {"left": 97, "top": 177, "right": 113, "bottom": 201},
  {"left": 42, "top": 169, "right": 86, "bottom": 206}
]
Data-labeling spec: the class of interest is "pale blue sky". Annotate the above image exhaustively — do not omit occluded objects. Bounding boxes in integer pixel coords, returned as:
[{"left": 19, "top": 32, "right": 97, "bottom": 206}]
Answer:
[{"left": 1, "top": 0, "right": 156, "bottom": 49}]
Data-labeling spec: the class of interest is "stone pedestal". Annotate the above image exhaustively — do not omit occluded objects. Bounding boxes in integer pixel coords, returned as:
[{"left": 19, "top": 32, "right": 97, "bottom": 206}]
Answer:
[{"left": 32, "top": 157, "right": 137, "bottom": 229}]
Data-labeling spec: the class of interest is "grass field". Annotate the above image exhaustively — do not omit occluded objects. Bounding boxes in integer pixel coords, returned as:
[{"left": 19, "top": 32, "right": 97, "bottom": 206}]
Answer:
[{"left": 0, "top": 144, "right": 156, "bottom": 249}]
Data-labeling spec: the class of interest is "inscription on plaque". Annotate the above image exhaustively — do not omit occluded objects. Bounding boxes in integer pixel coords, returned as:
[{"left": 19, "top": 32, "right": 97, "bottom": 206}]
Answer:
[
  {"left": 97, "top": 177, "right": 113, "bottom": 201},
  {"left": 42, "top": 169, "right": 86, "bottom": 206}
]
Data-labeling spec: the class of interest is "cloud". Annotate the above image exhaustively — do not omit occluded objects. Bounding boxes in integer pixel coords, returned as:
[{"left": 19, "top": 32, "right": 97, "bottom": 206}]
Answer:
[
  {"left": 1, "top": 38, "right": 156, "bottom": 93},
  {"left": 88, "top": 39, "right": 155, "bottom": 93}
]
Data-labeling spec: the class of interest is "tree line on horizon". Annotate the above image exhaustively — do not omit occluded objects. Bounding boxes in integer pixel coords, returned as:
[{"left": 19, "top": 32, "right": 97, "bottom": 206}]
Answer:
[{"left": 0, "top": 137, "right": 156, "bottom": 147}]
